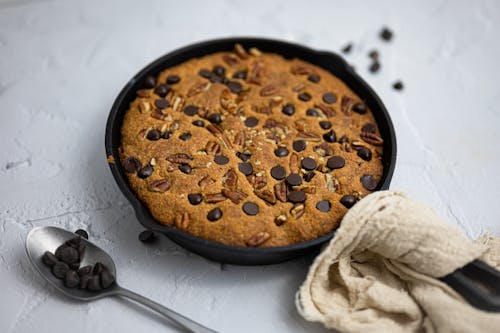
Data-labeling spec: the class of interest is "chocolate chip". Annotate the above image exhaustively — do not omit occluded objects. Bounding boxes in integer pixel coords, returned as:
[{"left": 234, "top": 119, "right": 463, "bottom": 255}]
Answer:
[
  {"left": 232, "top": 70, "right": 247, "bottom": 80},
  {"left": 207, "top": 113, "right": 222, "bottom": 124},
  {"left": 214, "top": 155, "right": 229, "bottom": 165},
  {"left": 380, "top": 27, "right": 393, "bottom": 41},
  {"left": 303, "top": 171, "right": 315, "bottom": 182},
  {"left": 227, "top": 81, "right": 242, "bottom": 94},
  {"left": 154, "top": 98, "right": 170, "bottom": 109},
  {"left": 213, "top": 65, "right": 226, "bottom": 77},
  {"left": 93, "top": 262, "right": 106, "bottom": 275},
  {"left": 87, "top": 275, "right": 102, "bottom": 291},
  {"left": 360, "top": 174, "right": 378, "bottom": 190},
  {"left": 188, "top": 193, "right": 203, "bottom": 205},
  {"left": 123, "top": 157, "right": 141, "bottom": 173},
  {"left": 339, "top": 135, "right": 349, "bottom": 143},
  {"left": 286, "top": 173, "right": 302, "bottom": 186},
  {"left": 282, "top": 103, "right": 295, "bottom": 116},
  {"left": 306, "top": 108, "right": 319, "bottom": 117},
  {"left": 368, "top": 50, "right": 379, "bottom": 60},
  {"left": 327, "top": 156, "right": 345, "bottom": 169},
  {"left": 287, "top": 190, "right": 306, "bottom": 203},
  {"left": 207, "top": 207, "right": 222, "bottom": 221},
  {"left": 357, "top": 147, "right": 372, "bottom": 161},
  {"left": 361, "top": 123, "right": 377, "bottom": 133},
  {"left": 192, "top": 120, "right": 205, "bottom": 127},
  {"left": 322, "top": 92, "right": 337, "bottom": 104},
  {"left": 242, "top": 202, "right": 259, "bottom": 216},
  {"left": 274, "top": 147, "right": 289, "bottom": 158},
  {"left": 319, "top": 121, "right": 332, "bottom": 130},
  {"left": 308, "top": 74, "right": 320, "bottom": 83},
  {"left": 144, "top": 75, "right": 156, "bottom": 88},
  {"left": 340, "top": 195, "right": 356, "bottom": 208},
  {"left": 78, "top": 265, "right": 92, "bottom": 276},
  {"left": 183, "top": 105, "right": 198, "bottom": 116},
  {"left": 138, "top": 230, "right": 156, "bottom": 243},
  {"left": 55, "top": 245, "right": 79, "bottom": 264},
  {"left": 293, "top": 140, "right": 306, "bottom": 152},
  {"left": 236, "top": 152, "right": 251, "bottom": 162},
  {"left": 178, "top": 164, "right": 192, "bottom": 174},
  {"left": 199, "top": 69, "right": 211, "bottom": 78},
  {"left": 65, "top": 270, "right": 80, "bottom": 288},
  {"left": 154, "top": 84, "right": 170, "bottom": 97},
  {"left": 244, "top": 117, "right": 259, "bottom": 128},
  {"left": 352, "top": 103, "right": 367, "bottom": 114},
  {"left": 369, "top": 61, "right": 381, "bottom": 73},
  {"left": 74, "top": 229, "right": 88, "bottom": 239},
  {"left": 210, "top": 72, "right": 223, "bottom": 83},
  {"left": 342, "top": 43, "right": 353, "bottom": 54},
  {"left": 238, "top": 162, "right": 253, "bottom": 176},
  {"left": 323, "top": 129, "right": 336, "bottom": 142},
  {"left": 100, "top": 270, "right": 115, "bottom": 289},
  {"left": 270, "top": 166, "right": 286, "bottom": 180},
  {"left": 42, "top": 251, "right": 58, "bottom": 267},
  {"left": 138, "top": 165, "right": 153, "bottom": 178},
  {"left": 146, "top": 129, "right": 161, "bottom": 141},
  {"left": 301, "top": 157, "right": 317, "bottom": 171},
  {"left": 162, "top": 130, "right": 173, "bottom": 139},
  {"left": 166, "top": 75, "right": 180, "bottom": 84},
  {"left": 52, "top": 261, "right": 70, "bottom": 279},
  {"left": 393, "top": 80, "right": 404, "bottom": 91},
  {"left": 298, "top": 92, "right": 311, "bottom": 101},
  {"left": 316, "top": 200, "right": 331, "bottom": 212},
  {"left": 179, "top": 132, "right": 192, "bottom": 141}
]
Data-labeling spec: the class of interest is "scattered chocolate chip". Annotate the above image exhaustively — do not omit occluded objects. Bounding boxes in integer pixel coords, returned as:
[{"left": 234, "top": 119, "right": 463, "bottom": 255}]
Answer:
[
  {"left": 340, "top": 195, "right": 357, "bottom": 208},
  {"left": 154, "top": 98, "right": 170, "bottom": 109},
  {"left": 393, "top": 80, "right": 404, "bottom": 91},
  {"left": 55, "top": 245, "right": 79, "bottom": 265},
  {"left": 207, "top": 207, "right": 222, "bottom": 221},
  {"left": 281, "top": 103, "right": 295, "bottom": 116},
  {"left": 77, "top": 265, "right": 92, "bottom": 276},
  {"left": 369, "top": 61, "right": 381, "bottom": 73},
  {"left": 287, "top": 190, "right": 306, "bottom": 203},
  {"left": 192, "top": 120, "right": 205, "bottom": 127},
  {"left": 319, "top": 121, "right": 332, "bottom": 130},
  {"left": 207, "top": 113, "right": 222, "bottom": 124},
  {"left": 93, "top": 262, "right": 106, "bottom": 275},
  {"left": 74, "top": 229, "right": 88, "bottom": 239},
  {"left": 270, "top": 166, "right": 286, "bottom": 180},
  {"left": 238, "top": 162, "right": 253, "bottom": 176},
  {"left": 316, "top": 200, "right": 331, "bottom": 212},
  {"left": 322, "top": 92, "right": 337, "bottom": 104},
  {"left": 199, "top": 69, "right": 211, "bottom": 78},
  {"left": 306, "top": 108, "right": 319, "bottom": 117},
  {"left": 368, "top": 50, "right": 379, "bottom": 60},
  {"left": 183, "top": 105, "right": 199, "bottom": 116},
  {"left": 236, "top": 152, "right": 251, "bottom": 162},
  {"left": 298, "top": 92, "right": 311, "bottom": 101},
  {"left": 87, "top": 275, "right": 102, "bottom": 291},
  {"left": 308, "top": 74, "right": 320, "bottom": 83},
  {"left": 227, "top": 81, "right": 242, "bottom": 94},
  {"left": 380, "top": 27, "right": 393, "bottom": 41},
  {"left": 137, "top": 165, "right": 153, "bottom": 178},
  {"left": 357, "top": 147, "right": 372, "bottom": 161},
  {"left": 361, "top": 123, "right": 377, "bottom": 133},
  {"left": 327, "top": 156, "right": 345, "bottom": 169},
  {"left": 360, "top": 174, "right": 378, "bottom": 190},
  {"left": 188, "top": 193, "right": 203, "bottom": 205},
  {"left": 242, "top": 202, "right": 259, "bottom": 216},
  {"left": 244, "top": 117, "right": 259, "bottom": 128},
  {"left": 144, "top": 75, "right": 156, "bottom": 88},
  {"left": 286, "top": 173, "right": 302, "bottom": 186},
  {"left": 166, "top": 75, "right": 180, "bottom": 84},
  {"left": 100, "top": 270, "right": 115, "bottom": 289},
  {"left": 162, "top": 130, "right": 173, "bottom": 139},
  {"left": 146, "top": 129, "right": 161, "bottom": 141},
  {"left": 232, "top": 70, "right": 247, "bottom": 80},
  {"left": 323, "top": 129, "right": 336, "bottom": 142},
  {"left": 154, "top": 84, "right": 170, "bottom": 97},
  {"left": 42, "top": 251, "right": 58, "bottom": 267},
  {"left": 52, "top": 261, "right": 70, "bottom": 279},
  {"left": 274, "top": 147, "right": 289, "bottom": 158},
  {"left": 213, "top": 65, "right": 226, "bottom": 77},
  {"left": 79, "top": 274, "right": 92, "bottom": 289},
  {"left": 65, "top": 270, "right": 80, "bottom": 288},
  {"left": 293, "top": 140, "right": 306, "bottom": 152},
  {"left": 301, "top": 157, "right": 317, "bottom": 170},
  {"left": 178, "top": 164, "right": 192, "bottom": 174},
  {"left": 138, "top": 230, "right": 156, "bottom": 244},
  {"left": 123, "top": 157, "right": 141, "bottom": 173},
  {"left": 179, "top": 132, "right": 192, "bottom": 141},
  {"left": 352, "top": 103, "right": 367, "bottom": 114},
  {"left": 342, "top": 43, "right": 353, "bottom": 54},
  {"left": 214, "top": 155, "right": 229, "bottom": 165},
  {"left": 303, "top": 171, "right": 315, "bottom": 182}
]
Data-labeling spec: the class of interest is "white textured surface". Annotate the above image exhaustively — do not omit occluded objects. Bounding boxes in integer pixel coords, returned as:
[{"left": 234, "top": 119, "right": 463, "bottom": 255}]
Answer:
[{"left": 0, "top": 0, "right": 499, "bottom": 332}]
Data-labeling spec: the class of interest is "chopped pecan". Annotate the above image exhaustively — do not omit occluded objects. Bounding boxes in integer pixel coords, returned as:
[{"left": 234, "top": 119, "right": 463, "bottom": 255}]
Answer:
[
  {"left": 151, "top": 109, "right": 166, "bottom": 120},
  {"left": 292, "top": 83, "right": 305, "bottom": 92},
  {"left": 315, "top": 103, "right": 336, "bottom": 117},
  {"left": 269, "top": 95, "right": 283, "bottom": 107},
  {"left": 172, "top": 96, "right": 184, "bottom": 113},
  {"left": 314, "top": 142, "right": 334, "bottom": 156},
  {"left": 254, "top": 189, "right": 276, "bottom": 205},
  {"left": 294, "top": 119, "right": 307, "bottom": 132},
  {"left": 233, "top": 131, "right": 245, "bottom": 146},
  {"left": 291, "top": 65, "right": 313, "bottom": 75},
  {"left": 138, "top": 101, "right": 151, "bottom": 113},
  {"left": 289, "top": 153, "right": 299, "bottom": 173},
  {"left": 234, "top": 43, "right": 249, "bottom": 59},
  {"left": 361, "top": 132, "right": 384, "bottom": 146},
  {"left": 297, "top": 186, "right": 316, "bottom": 194},
  {"left": 290, "top": 204, "right": 305, "bottom": 219},
  {"left": 221, "top": 188, "right": 247, "bottom": 204},
  {"left": 220, "top": 89, "right": 237, "bottom": 112},
  {"left": 205, "top": 140, "right": 222, "bottom": 156},
  {"left": 198, "top": 176, "right": 215, "bottom": 188},
  {"left": 204, "top": 193, "right": 227, "bottom": 203},
  {"left": 254, "top": 174, "right": 267, "bottom": 189},
  {"left": 246, "top": 232, "right": 270, "bottom": 247},
  {"left": 249, "top": 47, "right": 262, "bottom": 57},
  {"left": 342, "top": 141, "right": 353, "bottom": 152},
  {"left": 223, "top": 54, "right": 239, "bottom": 66},
  {"left": 341, "top": 96, "right": 354, "bottom": 115},
  {"left": 166, "top": 153, "right": 193, "bottom": 164},
  {"left": 175, "top": 211, "right": 189, "bottom": 230},
  {"left": 187, "top": 82, "right": 211, "bottom": 97},
  {"left": 260, "top": 84, "right": 279, "bottom": 96},
  {"left": 251, "top": 105, "right": 272, "bottom": 114},
  {"left": 136, "top": 89, "right": 150, "bottom": 98},
  {"left": 325, "top": 174, "right": 339, "bottom": 192},
  {"left": 235, "top": 89, "right": 250, "bottom": 104},
  {"left": 147, "top": 179, "right": 171, "bottom": 192},
  {"left": 274, "top": 182, "right": 288, "bottom": 203},
  {"left": 297, "top": 132, "right": 321, "bottom": 142},
  {"left": 247, "top": 61, "right": 265, "bottom": 85},
  {"left": 166, "top": 163, "right": 178, "bottom": 172},
  {"left": 197, "top": 106, "right": 210, "bottom": 118},
  {"left": 206, "top": 124, "right": 233, "bottom": 149},
  {"left": 351, "top": 140, "right": 366, "bottom": 151},
  {"left": 223, "top": 168, "right": 238, "bottom": 190},
  {"left": 274, "top": 214, "right": 287, "bottom": 226}
]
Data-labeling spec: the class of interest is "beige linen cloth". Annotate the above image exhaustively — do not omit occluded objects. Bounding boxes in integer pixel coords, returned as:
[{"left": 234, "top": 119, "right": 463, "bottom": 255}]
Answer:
[{"left": 296, "top": 191, "right": 500, "bottom": 333}]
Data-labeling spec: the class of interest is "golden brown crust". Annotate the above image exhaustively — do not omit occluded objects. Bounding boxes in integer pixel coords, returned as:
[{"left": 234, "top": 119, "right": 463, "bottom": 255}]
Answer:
[{"left": 119, "top": 45, "right": 384, "bottom": 247}]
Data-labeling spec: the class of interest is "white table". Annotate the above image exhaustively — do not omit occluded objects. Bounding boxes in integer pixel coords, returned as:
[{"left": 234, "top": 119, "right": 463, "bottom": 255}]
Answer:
[{"left": 1, "top": 0, "right": 499, "bottom": 332}]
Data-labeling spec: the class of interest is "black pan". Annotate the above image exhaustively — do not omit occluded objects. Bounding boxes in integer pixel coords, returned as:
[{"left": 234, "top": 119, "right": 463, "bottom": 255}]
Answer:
[{"left": 105, "top": 37, "right": 397, "bottom": 265}]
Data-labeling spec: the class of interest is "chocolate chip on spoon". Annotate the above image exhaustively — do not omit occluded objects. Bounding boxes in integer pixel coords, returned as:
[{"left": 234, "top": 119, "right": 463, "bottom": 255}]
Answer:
[
  {"left": 52, "top": 261, "right": 70, "bottom": 279},
  {"left": 74, "top": 229, "right": 88, "bottom": 239},
  {"left": 65, "top": 270, "right": 80, "bottom": 288},
  {"left": 77, "top": 265, "right": 92, "bottom": 276},
  {"left": 42, "top": 251, "right": 58, "bottom": 267},
  {"left": 87, "top": 275, "right": 102, "bottom": 291},
  {"left": 55, "top": 245, "right": 79, "bottom": 265},
  {"left": 100, "top": 270, "right": 115, "bottom": 289}
]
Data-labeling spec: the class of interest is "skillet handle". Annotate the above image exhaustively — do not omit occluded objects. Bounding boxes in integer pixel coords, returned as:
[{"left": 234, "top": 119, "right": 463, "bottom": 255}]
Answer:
[{"left": 440, "top": 260, "right": 500, "bottom": 312}]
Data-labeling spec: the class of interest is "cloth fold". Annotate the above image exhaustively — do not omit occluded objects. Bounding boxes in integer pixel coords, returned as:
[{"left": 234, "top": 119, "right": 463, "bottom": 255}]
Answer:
[{"left": 296, "top": 191, "right": 500, "bottom": 333}]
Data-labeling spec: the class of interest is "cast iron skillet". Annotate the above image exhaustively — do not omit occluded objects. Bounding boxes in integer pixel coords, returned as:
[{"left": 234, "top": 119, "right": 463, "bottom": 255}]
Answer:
[{"left": 105, "top": 37, "right": 396, "bottom": 265}]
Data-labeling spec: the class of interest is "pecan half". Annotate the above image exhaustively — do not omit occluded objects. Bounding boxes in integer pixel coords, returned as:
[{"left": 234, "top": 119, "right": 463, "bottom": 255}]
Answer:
[
  {"left": 291, "top": 65, "right": 313, "bottom": 75},
  {"left": 274, "top": 214, "right": 287, "bottom": 226},
  {"left": 223, "top": 54, "right": 239, "bottom": 66},
  {"left": 233, "top": 131, "right": 245, "bottom": 146},
  {"left": 361, "top": 132, "right": 384, "bottom": 146},
  {"left": 175, "top": 211, "right": 189, "bottom": 230},
  {"left": 205, "top": 140, "right": 222, "bottom": 156},
  {"left": 187, "top": 82, "right": 211, "bottom": 97},
  {"left": 246, "top": 232, "right": 270, "bottom": 247},
  {"left": 260, "top": 84, "right": 279, "bottom": 96},
  {"left": 221, "top": 188, "right": 247, "bottom": 204},
  {"left": 151, "top": 109, "right": 166, "bottom": 120},
  {"left": 297, "top": 132, "right": 321, "bottom": 142},
  {"left": 289, "top": 153, "right": 299, "bottom": 173},
  {"left": 254, "top": 174, "right": 267, "bottom": 190},
  {"left": 315, "top": 103, "right": 336, "bottom": 117},
  {"left": 207, "top": 124, "right": 233, "bottom": 149},
  {"left": 198, "top": 176, "right": 215, "bottom": 188},
  {"left": 147, "top": 179, "right": 171, "bottom": 192},
  {"left": 204, "top": 193, "right": 227, "bottom": 203},
  {"left": 274, "top": 182, "right": 288, "bottom": 203},
  {"left": 292, "top": 83, "right": 305, "bottom": 92},
  {"left": 290, "top": 204, "right": 305, "bottom": 219},
  {"left": 247, "top": 61, "right": 265, "bottom": 85},
  {"left": 254, "top": 189, "right": 276, "bottom": 205},
  {"left": 166, "top": 153, "right": 193, "bottom": 164},
  {"left": 234, "top": 43, "right": 249, "bottom": 59},
  {"left": 341, "top": 96, "right": 354, "bottom": 115}
]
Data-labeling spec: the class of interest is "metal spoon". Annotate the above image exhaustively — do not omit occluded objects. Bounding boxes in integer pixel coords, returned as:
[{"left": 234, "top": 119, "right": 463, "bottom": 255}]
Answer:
[{"left": 25, "top": 226, "right": 218, "bottom": 333}]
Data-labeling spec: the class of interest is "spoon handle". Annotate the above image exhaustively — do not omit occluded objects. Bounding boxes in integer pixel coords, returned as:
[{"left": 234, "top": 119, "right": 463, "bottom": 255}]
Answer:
[{"left": 115, "top": 286, "right": 219, "bottom": 333}]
